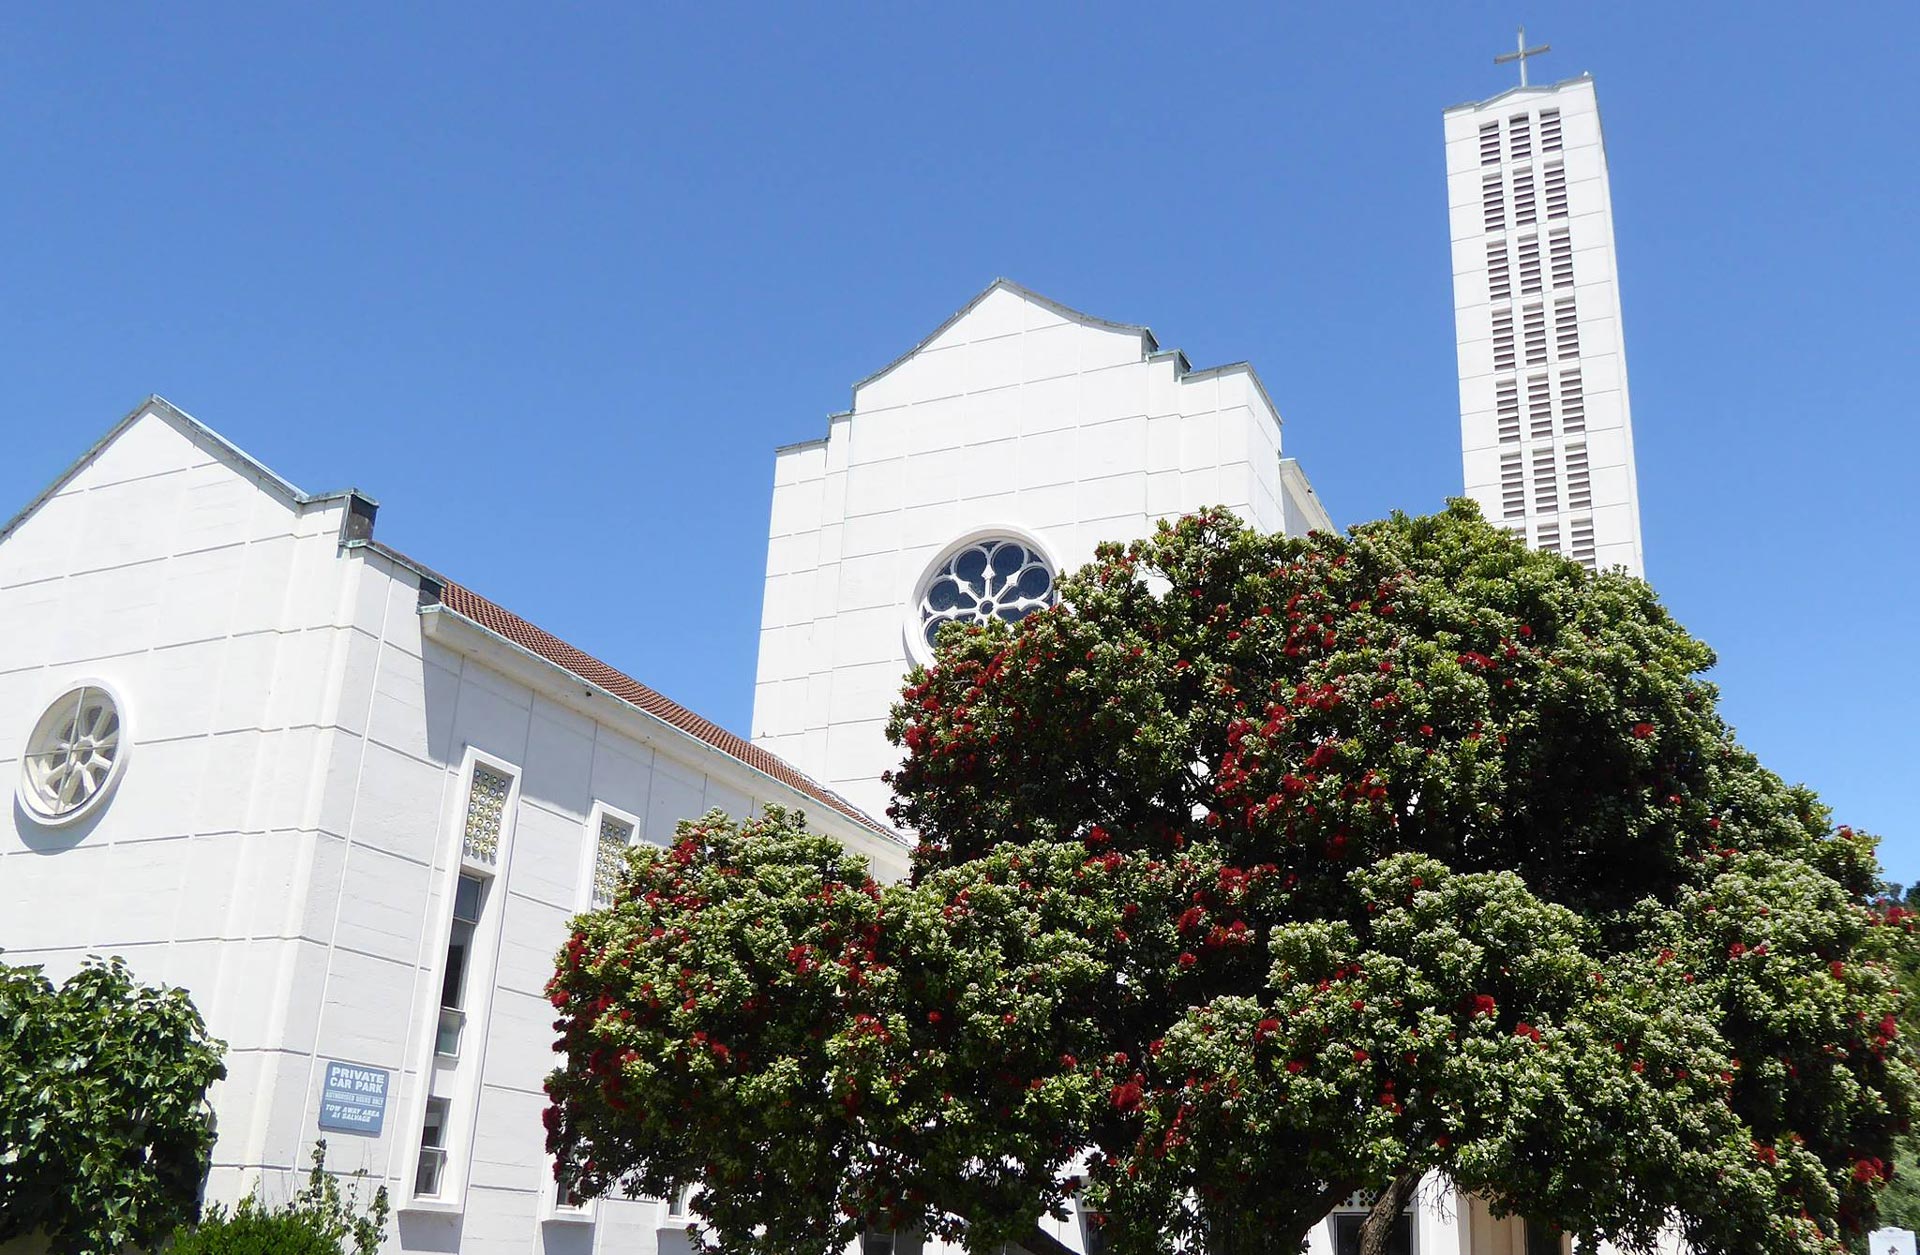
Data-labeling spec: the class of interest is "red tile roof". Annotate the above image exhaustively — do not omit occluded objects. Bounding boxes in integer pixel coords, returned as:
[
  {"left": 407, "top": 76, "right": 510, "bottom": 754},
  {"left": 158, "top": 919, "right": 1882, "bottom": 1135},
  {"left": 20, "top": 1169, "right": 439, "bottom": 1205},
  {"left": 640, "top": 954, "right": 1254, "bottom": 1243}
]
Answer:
[{"left": 431, "top": 578, "right": 899, "bottom": 842}]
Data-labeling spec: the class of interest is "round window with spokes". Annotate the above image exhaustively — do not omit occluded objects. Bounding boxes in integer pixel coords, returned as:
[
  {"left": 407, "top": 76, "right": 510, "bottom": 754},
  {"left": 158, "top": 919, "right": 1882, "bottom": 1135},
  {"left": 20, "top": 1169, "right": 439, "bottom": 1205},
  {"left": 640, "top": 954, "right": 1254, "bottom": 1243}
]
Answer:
[
  {"left": 19, "top": 684, "right": 128, "bottom": 825},
  {"left": 916, "top": 537, "right": 1056, "bottom": 655}
]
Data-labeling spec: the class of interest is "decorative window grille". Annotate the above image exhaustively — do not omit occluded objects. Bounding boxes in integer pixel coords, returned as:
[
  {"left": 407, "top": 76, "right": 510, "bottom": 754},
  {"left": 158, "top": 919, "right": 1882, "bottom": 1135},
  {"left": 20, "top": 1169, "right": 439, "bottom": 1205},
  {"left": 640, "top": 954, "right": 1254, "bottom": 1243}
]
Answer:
[
  {"left": 1532, "top": 448, "right": 1559, "bottom": 514},
  {"left": 1517, "top": 235, "right": 1542, "bottom": 295},
  {"left": 1566, "top": 444, "right": 1592, "bottom": 511},
  {"left": 1500, "top": 452, "right": 1525, "bottom": 519},
  {"left": 1569, "top": 519, "right": 1597, "bottom": 569},
  {"left": 1496, "top": 378, "right": 1521, "bottom": 443},
  {"left": 1549, "top": 228, "right": 1574, "bottom": 288},
  {"left": 1554, "top": 298, "right": 1581, "bottom": 358},
  {"left": 1512, "top": 168, "right": 1537, "bottom": 225},
  {"left": 1543, "top": 163, "right": 1568, "bottom": 219},
  {"left": 1491, "top": 308, "right": 1516, "bottom": 371},
  {"left": 1507, "top": 113, "right": 1532, "bottom": 162},
  {"left": 592, "top": 814, "right": 635, "bottom": 908},
  {"left": 1486, "top": 240, "right": 1511, "bottom": 301},
  {"left": 1527, "top": 375, "right": 1554, "bottom": 440},
  {"left": 1479, "top": 121, "right": 1501, "bottom": 165},
  {"left": 1523, "top": 305, "right": 1548, "bottom": 366},
  {"left": 1558, "top": 368, "right": 1586, "bottom": 433},
  {"left": 1539, "top": 108, "right": 1562, "bottom": 152},
  {"left": 1537, "top": 520, "right": 1562, "bottom": 554},
  {"left": 462, "top": 766, "right": 512, "bottom": 866}
]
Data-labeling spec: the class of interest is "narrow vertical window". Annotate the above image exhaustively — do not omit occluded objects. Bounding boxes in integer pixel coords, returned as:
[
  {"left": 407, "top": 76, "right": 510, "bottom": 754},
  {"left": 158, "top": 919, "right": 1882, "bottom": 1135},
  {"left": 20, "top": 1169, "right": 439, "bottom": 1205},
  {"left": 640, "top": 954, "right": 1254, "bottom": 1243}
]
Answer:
[
  {"left": 436, "top": 874, "right": 485, "bottom": 1059},
  {"left": 415, "top": 1098, "right": 450, "bottom": 1197}
]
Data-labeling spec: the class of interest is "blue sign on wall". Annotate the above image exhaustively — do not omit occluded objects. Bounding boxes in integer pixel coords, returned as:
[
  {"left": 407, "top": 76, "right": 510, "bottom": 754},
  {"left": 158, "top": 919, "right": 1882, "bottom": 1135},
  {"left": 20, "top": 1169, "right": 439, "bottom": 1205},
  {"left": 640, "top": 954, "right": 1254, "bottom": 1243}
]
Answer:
[{"left": 318, "top": 1061, "right": 390, "bottom": 1136}]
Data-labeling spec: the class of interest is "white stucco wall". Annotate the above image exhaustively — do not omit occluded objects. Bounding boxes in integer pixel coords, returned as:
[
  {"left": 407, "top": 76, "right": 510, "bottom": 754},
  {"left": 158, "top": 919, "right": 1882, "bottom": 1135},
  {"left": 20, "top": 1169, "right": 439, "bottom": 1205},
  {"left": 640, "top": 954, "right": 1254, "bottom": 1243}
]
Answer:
[{"left": 751, "top": 281, "right": 1315, "bottom": 825}]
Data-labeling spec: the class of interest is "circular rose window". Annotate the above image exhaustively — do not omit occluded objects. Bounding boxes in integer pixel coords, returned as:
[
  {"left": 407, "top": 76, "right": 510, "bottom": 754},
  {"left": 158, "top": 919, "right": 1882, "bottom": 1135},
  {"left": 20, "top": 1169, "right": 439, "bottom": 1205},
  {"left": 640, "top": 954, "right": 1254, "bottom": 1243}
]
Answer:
[
  {"left": 19, "top": 684, "right": 127, "bottom": 824},
  {"left": 917, "top": 538, "right": 1056, "bottom": 652}
]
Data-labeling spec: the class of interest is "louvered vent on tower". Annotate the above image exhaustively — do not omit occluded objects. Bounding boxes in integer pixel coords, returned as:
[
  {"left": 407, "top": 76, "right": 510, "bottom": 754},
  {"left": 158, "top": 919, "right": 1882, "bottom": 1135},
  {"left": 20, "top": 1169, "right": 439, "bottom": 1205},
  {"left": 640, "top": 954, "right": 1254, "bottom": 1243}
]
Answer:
[
  {"left": 1544, "top": 163, "right": 1568, "bottom": 219},
  {"left": 1496, "top": 379, "right": 1521, "bottom": 443},
  {"left": 1537, "top": 520, "right": 1562, "bottom": 554},
  {"left": 1487, "top": 240, "right": 1511, "bottom": 301},
  {"left": 1508, "top": 113, "right": 1532, "bottom": 162},
  {"left": 1532, "top": 448, "right": 1558, "bottom": 514},
  {"left": 1554, "top": 298, "right": 1580, "bottom": 358},
  {"left": 1482, "top": 173, "right": 1506, "bottom": 232},
  {"left": 1479, "top": 121, "right": 1502, "bottom": 166},
  {"left": 1517, "top": 235, "right": 1542, "bottom": 295},
  {"left": 1539, "top": 108, "right": 1562, "bottom": 152},
  {"left": 1566, "top": 444, "right": 1592, "bottom": 511},
  {"left": 1558, "top": 368, "right": 1586, "bottom": 433},
  {"left": 1549, "top": 229, "right": 1574, "bottom": 288},
  {"left": 1513, "top": 169, "right": 1537, "bottom": 225},
  {"left": 1528, "top": 375, "right": 1554, "bottom": 440},
  {"left": 1492, "top": 308, "right": 1516, "bottom": 371},
  {"left": 1570, "top": 517, "right": 1596, "bottom": 568},
  {"left": 1501, "top": 451, "right": 1525, "bottom": 519},
  {"left": 1523, "top": 305, "right": 1547, "bottom": 367}
]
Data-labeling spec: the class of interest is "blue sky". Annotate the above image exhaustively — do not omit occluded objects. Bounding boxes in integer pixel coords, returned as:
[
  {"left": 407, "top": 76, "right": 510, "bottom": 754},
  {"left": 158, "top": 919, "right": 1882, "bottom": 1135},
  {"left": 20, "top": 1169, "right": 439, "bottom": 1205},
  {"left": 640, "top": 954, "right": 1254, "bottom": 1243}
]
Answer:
[{"left": 4, "top": 4, "right": 1915, "bottom": 877}]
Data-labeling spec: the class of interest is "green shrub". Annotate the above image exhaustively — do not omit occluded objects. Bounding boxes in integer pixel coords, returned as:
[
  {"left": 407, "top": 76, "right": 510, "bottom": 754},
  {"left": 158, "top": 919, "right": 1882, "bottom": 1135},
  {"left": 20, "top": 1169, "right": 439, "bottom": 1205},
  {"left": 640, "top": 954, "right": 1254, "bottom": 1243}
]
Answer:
[
  {"left": 0, "top": 955, "right": 225, "bottom": 1255},
  {"left": 169, "top": 1141, "right": 389, "bottom": 1255}
]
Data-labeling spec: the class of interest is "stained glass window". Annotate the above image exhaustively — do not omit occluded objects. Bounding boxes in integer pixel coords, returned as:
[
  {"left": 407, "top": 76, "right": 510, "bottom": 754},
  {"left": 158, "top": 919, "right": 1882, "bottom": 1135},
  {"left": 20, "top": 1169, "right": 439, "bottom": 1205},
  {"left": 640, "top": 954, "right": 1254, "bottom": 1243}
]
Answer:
[
  {"left": 462, "top": 765, "right": 512, "bottom": 865},
  {"left": 918, "top": 539, "right": 1055, "bottom": 651}
]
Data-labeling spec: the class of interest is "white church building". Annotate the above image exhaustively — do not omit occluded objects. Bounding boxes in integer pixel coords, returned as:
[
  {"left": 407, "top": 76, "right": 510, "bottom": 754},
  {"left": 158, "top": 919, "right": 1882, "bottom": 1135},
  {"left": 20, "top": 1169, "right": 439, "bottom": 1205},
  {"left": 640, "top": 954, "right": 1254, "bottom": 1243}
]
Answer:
[
  {"left": 1, "top": 51, "right": 1657, "bottom": 1255},
  {"left": 4, "top": 285, "right": 1607, "bottom": 1255}
]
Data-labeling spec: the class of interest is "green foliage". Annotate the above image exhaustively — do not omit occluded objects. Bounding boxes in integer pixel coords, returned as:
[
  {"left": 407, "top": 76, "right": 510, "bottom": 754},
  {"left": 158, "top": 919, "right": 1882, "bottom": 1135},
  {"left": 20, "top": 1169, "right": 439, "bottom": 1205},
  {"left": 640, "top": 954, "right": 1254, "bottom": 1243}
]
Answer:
[
  {"left": 543, "top": 503, "right": 1919, "bottom": 1255},
  {"left": 168, "top": 1140, "right": 390, "bottom": 1255},
  {"left": 0, "top": 954, "right": 227, "bottom": 1255}
]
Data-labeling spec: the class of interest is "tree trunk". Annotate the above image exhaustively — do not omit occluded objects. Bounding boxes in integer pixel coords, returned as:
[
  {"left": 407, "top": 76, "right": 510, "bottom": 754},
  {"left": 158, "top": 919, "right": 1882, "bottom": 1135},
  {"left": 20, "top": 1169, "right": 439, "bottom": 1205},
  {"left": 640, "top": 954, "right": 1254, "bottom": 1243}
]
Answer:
[
  {"left": 1357, "top": 1171, "right": 1422, "bottom": 1255},
  {"left": 1015, "top": 1224, "right": 1079, "bottom": 1255}
]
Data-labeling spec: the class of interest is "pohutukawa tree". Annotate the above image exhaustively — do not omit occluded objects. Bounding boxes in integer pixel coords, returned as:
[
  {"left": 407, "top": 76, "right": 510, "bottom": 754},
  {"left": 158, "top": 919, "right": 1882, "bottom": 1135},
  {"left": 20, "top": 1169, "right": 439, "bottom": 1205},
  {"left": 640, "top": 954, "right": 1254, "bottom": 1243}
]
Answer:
[{"left": 543, "top": 503, "right": 1917, "bottom": 1255}]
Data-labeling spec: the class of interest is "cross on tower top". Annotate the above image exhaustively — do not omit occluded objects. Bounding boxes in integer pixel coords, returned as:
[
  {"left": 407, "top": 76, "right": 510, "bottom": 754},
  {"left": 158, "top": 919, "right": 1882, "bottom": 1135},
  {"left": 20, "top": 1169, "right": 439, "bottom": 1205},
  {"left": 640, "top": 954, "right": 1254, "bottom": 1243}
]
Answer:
[{"left": 1493, "top": 26, "right": 1551, "bottom": 87}]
